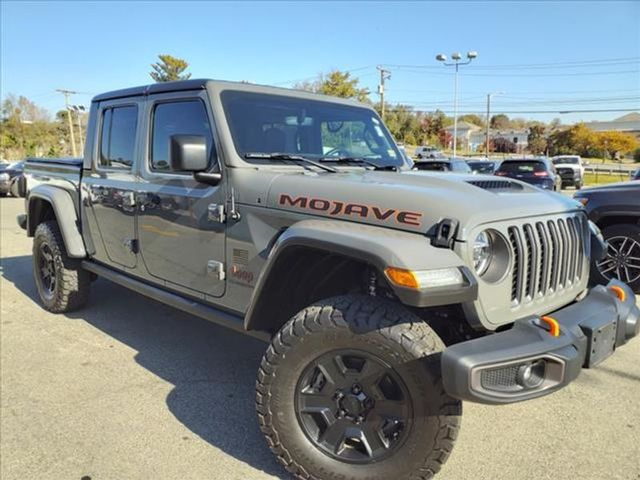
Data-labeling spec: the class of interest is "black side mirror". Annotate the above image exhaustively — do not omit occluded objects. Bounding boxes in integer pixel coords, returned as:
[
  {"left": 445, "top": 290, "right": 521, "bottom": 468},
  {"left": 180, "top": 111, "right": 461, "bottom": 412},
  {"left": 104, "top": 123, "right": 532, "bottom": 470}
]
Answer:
[{"left": 170, "top": 135, "right": 208, "bottom": 172}]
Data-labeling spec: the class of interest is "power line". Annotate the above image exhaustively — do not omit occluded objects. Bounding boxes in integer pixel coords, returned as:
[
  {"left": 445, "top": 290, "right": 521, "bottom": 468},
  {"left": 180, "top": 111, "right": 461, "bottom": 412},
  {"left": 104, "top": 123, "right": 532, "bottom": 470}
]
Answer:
[
  {"left": 382, "top": 57, "right": 640, "bottom": 71},
  {"left": 392, "top": 69, "right": 639, "bottom": 77}
]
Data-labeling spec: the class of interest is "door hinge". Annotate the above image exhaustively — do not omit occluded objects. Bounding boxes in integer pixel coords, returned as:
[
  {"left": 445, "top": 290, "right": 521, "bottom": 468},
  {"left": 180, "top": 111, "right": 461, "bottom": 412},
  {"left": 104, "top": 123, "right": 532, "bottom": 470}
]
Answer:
[
  {"left": 207, "top": 260, "right": 226, "bottom": 281},
  {"left": 208, "top": 204, "right": 226, "bottom": 223}
]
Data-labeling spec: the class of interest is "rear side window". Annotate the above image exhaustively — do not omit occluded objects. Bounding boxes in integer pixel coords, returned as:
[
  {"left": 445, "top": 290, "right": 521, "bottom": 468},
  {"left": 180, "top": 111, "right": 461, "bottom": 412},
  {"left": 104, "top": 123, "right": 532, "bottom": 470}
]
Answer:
[
  {"left": 150, "top": 100, "right": 214, "bottom": 172},
  {"left": 99, "top": 105, "right": 138, "bottom": 169}
]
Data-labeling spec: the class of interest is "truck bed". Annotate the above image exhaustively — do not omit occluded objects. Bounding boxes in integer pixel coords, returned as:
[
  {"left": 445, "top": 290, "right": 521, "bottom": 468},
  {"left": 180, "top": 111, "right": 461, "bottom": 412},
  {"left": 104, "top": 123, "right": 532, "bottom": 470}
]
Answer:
[{"left": 25, "top": 157, "right": 83, "bottom": 200}]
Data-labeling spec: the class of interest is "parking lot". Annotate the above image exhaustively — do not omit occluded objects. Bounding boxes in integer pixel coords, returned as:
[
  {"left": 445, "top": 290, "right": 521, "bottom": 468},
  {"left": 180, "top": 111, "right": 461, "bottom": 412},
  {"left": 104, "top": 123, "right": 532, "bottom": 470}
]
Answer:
[{"left": 1, "top": 196, "right": 639, "bottom": 480}]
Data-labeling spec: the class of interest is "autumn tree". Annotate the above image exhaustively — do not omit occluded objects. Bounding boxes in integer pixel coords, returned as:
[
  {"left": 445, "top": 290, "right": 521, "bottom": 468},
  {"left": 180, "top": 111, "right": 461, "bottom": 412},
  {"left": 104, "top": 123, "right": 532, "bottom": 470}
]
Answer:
[
  {"left": 150, "top": 54, "right": 192, "bottom": 82},
  {"left": 527, "top": 124, "right": 547, "bottom": 154},
  {"left": 595, "top": 131, "right": 639, "bottom": 159}
]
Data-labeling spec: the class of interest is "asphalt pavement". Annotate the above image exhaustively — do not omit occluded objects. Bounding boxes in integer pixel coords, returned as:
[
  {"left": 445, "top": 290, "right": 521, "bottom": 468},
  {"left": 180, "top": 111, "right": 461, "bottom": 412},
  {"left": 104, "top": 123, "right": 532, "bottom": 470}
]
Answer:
[{"left": 1, "top": 196, "right": 639, "bottom": 480}]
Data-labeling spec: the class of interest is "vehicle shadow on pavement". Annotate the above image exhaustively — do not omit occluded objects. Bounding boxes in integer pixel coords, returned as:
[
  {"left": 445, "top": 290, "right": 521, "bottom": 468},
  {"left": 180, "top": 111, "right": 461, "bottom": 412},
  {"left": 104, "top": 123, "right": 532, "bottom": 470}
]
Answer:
[{"left": 1, "top": 255, "right": 287, "bottom": 478}]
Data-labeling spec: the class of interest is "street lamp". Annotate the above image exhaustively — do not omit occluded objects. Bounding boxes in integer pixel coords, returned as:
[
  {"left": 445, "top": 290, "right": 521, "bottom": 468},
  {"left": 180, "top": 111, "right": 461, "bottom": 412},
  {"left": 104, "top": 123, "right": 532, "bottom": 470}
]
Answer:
[
  {"left": 436, "top": 50, "right": 478, "bottom": 157},
  {"left": 485, "top": 91, "right": 504, "bottom": 157}
]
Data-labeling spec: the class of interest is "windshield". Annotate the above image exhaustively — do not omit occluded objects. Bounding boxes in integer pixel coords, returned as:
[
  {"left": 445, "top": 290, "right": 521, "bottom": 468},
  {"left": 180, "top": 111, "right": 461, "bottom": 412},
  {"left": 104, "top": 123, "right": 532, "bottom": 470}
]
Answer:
[
  {"left": 553, "top": 157, "right": 579, "bottom": 165},
  {"left": 221, "top": 90, "right": 402, "bottom": 168},
  {"left": 497, "top": 161, "right": 547, "bottom": 174}
]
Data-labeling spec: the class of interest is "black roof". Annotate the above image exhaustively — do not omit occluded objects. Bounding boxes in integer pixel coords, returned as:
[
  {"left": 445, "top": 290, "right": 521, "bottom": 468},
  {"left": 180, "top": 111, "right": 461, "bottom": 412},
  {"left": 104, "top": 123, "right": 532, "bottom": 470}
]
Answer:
[{"left": 92, "top": 79, "right": 209, "bottom": 102}]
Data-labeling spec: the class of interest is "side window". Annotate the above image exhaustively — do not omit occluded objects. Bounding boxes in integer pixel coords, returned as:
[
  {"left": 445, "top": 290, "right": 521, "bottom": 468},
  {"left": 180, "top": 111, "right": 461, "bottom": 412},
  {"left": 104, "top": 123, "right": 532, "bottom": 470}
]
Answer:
[
  {"left": 151, "top": 100, "right": 214, "bottom": 172},
  {"left": 99, "top": 105, "right": 138, "bottom": 169}
]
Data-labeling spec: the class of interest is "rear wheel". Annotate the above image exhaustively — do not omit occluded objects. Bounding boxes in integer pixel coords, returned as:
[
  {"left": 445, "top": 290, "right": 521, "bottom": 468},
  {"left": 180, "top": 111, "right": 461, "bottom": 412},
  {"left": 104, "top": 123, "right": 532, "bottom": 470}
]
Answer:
[
  {"left": 256, "top": 294, "right": 461, "bottom": 480},
  {"left": 33, "top": 221, "right": 90, "bottom": 312},
  {"left": 592, "top": 224, "right": 640, "bottom": 293}
]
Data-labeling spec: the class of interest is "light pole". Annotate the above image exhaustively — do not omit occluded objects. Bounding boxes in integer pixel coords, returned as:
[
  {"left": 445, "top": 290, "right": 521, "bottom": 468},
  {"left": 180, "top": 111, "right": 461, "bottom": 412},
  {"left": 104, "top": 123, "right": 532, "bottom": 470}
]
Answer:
[
  {"left": 436, "top": 51, "right": 477, "bottom": 157},
  {"left": 485, "top": 91, "right": 504, "bottom": 157}
]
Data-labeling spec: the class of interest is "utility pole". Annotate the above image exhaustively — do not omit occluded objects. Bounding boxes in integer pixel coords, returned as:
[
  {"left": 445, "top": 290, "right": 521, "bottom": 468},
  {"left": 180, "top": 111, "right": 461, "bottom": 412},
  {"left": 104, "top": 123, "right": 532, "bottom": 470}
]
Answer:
[
  {"left": 485, "top": 92, "right": 504, "bottom": 158},
  {"left": 376, "top": 66, "right": 391, "bottom": 120},
  {"left": 56, "top": 89, "right": 78, "bottom": 157},
  {"left": 69, "top": 105, "right": 86, "bottom": 154}
]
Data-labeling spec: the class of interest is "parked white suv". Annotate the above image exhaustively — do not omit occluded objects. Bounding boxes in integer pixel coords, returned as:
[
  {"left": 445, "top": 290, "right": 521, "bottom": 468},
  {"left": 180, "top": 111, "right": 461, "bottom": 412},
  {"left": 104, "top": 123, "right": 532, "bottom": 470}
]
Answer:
[{"left": 415, "top": 145, "right": 444, "bottom": 159}]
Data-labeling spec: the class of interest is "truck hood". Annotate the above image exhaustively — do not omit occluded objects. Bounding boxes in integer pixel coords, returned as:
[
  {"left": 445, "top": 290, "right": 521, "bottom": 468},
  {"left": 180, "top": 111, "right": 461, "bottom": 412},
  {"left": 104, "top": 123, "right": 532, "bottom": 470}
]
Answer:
[{"left": 265, "top": 170, "right": 581, "bottom": 240}]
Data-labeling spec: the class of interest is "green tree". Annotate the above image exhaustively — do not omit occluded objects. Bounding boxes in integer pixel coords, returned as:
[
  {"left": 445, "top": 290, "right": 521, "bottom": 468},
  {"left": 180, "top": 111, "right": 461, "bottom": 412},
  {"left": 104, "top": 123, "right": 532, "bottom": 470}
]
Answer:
[
  {"left": 458, "top": 114, "right": 485, "bottom": 128},
  {"left": 295, "top": 70, "right": 370, "bottom": 102},
  {"left": 149, "top": 54, "right": 192, "bottom": 82},
  {"left": 527, "top": 124, "right": 547, "bottom": 154},
  {"left": 490, "top": 114, "right": 510, "bottom": 129}
]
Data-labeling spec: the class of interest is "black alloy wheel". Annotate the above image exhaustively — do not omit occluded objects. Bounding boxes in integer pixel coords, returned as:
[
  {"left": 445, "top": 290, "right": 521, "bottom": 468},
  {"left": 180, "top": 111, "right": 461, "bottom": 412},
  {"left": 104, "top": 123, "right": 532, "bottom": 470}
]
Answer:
[{"left": 295, "top": 349, "right": 412, "bottom": 463}]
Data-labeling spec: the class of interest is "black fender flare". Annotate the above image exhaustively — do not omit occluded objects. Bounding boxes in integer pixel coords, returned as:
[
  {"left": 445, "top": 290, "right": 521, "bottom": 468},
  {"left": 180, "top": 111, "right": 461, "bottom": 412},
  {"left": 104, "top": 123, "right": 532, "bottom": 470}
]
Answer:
[{"left": 27, "top": 185, "right": 86, "bottom": 258}]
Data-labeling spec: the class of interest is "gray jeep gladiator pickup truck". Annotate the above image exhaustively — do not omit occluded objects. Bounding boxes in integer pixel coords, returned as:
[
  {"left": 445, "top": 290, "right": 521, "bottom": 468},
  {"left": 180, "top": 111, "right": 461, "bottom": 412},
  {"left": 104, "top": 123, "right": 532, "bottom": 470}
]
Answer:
[{"left": 18, "top": 79, "right": 639, "bottom": 480}]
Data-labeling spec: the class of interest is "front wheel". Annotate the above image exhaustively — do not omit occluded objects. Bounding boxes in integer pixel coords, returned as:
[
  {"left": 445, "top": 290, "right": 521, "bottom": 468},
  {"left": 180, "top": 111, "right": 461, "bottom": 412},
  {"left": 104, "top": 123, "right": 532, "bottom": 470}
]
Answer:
[
  {"left": 592, "top": 224, "right": 640, "bottom": 294},
  {"left": 256, "top": 295, "right": 461, "bottom": 480}
]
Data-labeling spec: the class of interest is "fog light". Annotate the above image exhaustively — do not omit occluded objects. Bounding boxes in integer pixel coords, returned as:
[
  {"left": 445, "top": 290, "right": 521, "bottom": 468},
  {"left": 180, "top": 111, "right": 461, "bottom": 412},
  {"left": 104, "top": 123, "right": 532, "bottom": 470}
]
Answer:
[{"left": 516, "top": 360, "right": 546, "bottom": 389}]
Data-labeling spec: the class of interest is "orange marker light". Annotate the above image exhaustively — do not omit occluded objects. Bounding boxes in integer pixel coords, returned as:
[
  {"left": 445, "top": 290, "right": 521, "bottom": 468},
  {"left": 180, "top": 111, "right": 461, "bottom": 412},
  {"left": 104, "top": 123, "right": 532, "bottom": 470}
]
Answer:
[
  {"left": 541, "top": 316, "right": 561, "bottom": 337},
  {"left": 384, "top": 267, "right": 419, "bottom": 289},
  {"left": 609, "top": 285, "right": 626, "bottom": 302}
]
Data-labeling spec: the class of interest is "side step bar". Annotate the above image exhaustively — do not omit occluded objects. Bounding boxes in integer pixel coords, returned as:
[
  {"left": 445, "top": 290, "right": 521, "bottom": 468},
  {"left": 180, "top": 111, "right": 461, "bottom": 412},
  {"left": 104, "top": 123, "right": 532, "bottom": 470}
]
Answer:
[{"left": 81, "top": 261, "right": 271, "bottom": 342}]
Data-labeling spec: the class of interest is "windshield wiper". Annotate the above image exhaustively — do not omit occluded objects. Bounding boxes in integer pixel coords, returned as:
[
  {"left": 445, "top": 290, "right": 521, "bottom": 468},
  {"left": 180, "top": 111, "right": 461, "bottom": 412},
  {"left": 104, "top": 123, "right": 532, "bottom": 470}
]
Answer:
[
  {"left": 319, "top": 156, "right": 397, "bottom": 171},
  {"left": 244, "top": 152, "right": 337, "bottom": 173}
]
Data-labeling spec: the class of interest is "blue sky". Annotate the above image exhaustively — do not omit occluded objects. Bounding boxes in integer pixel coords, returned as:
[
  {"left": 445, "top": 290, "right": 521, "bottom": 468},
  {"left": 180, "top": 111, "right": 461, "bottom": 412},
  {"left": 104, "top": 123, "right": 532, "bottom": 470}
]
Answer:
[{"left": 2, "top": 1, "right": 639, "bottom": 123}]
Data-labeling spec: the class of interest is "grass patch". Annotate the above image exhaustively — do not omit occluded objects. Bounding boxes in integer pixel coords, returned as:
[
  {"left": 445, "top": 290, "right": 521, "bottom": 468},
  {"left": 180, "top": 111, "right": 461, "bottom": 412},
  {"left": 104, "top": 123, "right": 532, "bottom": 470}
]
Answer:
[{"left": 583, "top": 172, "right": 629, "bottom": 186}]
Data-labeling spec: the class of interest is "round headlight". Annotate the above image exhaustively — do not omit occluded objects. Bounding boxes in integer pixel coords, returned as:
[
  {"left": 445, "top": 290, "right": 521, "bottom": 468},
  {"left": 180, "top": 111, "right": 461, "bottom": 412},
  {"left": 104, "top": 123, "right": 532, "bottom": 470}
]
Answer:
[{"left": 473, "top": 231, "right": 493, "bottom": 275}]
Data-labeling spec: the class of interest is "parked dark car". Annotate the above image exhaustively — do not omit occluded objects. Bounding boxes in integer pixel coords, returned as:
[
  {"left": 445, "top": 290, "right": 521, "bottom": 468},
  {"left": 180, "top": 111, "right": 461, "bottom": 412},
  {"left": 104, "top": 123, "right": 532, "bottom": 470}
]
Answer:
[
  {"left": 0, "top": 161, "right": 24, "bottom": 196},
  {"left": 412, "top": 157, "right": 472, "bottom": 173},
  {"left": 467, "top": 159, "right": 498, "bottom": 174},
  {"left": 574, "top": 181, "right": 640, "bottom": 293},
  {"left": 631, "top": 168, "right": 640, "bottom": 181},
  {"left": 495, "top": 157, "right": 561, "bottom": 191}
]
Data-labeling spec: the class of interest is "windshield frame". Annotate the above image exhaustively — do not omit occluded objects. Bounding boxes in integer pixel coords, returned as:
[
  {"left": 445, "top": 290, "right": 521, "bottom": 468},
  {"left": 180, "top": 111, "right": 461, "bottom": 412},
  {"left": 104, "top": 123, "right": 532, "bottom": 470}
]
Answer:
[{"left": 219, "top": 89, "right": 403, "bottom": 169}]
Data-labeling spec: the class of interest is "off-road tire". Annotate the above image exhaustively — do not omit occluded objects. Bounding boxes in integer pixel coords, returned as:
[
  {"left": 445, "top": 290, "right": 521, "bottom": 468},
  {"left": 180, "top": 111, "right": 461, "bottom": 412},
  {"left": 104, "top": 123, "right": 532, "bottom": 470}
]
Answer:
[
  {"left": 33, "top": 221, "right": 90, "bottom": 313},
  {"left": 256, "top": 294, "right": 461, "bottom": 480},
  {"left": 591, "top": 223, "right": 640, "bottom": 294}
]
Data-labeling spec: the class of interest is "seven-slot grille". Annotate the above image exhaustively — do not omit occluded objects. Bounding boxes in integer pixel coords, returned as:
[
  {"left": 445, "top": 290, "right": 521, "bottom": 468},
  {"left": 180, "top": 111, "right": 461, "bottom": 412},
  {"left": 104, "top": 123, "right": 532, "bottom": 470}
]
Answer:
[{"left": 508, "top": 215, "right": 588, "bottom": 305}]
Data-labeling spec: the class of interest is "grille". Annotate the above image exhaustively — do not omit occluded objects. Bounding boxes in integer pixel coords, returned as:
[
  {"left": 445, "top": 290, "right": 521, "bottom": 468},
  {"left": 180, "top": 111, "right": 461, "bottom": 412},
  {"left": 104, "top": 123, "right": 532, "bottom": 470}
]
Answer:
[{"left": 508, "top": 215, "right": 587, "bottom": 305}]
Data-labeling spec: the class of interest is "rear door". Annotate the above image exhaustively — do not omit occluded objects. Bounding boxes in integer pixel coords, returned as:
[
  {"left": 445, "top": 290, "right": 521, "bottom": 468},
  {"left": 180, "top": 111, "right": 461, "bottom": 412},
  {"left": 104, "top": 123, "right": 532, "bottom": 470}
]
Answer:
[
  {"left": 83, "top": 100, "right": 141, "bottom": 269},
  {"left": 136, "top": 91, "right": 226, "bottom": 298}
]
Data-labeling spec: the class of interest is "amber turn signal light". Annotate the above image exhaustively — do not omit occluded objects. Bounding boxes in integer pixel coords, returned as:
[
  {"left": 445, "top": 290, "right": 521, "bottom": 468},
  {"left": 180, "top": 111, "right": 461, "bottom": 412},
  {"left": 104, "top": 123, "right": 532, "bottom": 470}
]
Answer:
[
  {"left": 540, "top": 316, "right": 561, "bottom": 337},
  {"left": 384, "top": 267, "right": 419, "bottom": 289}
]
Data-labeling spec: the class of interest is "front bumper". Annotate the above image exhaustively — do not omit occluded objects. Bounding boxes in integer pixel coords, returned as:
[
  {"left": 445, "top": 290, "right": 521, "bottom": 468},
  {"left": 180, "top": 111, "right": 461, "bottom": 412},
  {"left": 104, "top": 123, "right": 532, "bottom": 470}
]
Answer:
[{"left": 442, "top": 279, "right": 639, "bottom": 404}]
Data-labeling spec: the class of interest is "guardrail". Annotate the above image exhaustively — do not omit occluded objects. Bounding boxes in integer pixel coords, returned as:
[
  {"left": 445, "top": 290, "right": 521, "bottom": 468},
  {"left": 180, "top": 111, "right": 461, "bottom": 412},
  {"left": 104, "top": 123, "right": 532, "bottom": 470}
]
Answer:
[{"left": 584, "top": 164, "right": 636, "bottom": 175}]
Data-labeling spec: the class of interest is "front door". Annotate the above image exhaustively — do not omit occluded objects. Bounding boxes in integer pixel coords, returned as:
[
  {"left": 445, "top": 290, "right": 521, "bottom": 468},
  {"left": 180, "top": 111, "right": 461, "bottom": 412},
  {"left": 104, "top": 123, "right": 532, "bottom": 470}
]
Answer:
[
  {"left": 136, "top": 93, "right": 226, "bottom": 298},
  {"left": 83, "top": 100, "right": 141, "bottom": 269}
]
